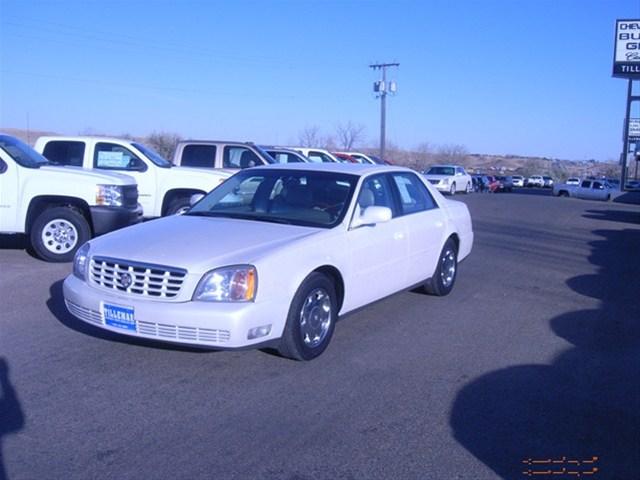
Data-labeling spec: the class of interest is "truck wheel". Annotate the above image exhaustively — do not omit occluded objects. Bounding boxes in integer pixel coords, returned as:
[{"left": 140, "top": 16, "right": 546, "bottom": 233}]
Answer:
[
  {"left": 166, "top": 197, "right": 191, "bottom": 216},
  {"left": 423, "top": 238, "right": 458, "bottom": 296},
  {"left": 278, "top": 272, "right": 337, "bottom": 361},
  {"left": 30, "top": 207, "right": 91, "bottom": 262}
]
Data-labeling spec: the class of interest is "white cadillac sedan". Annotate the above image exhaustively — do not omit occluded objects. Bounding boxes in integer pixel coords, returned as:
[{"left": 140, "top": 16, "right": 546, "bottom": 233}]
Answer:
[{"left": 63, "top": 163, "right": 473, "bottom": 360}]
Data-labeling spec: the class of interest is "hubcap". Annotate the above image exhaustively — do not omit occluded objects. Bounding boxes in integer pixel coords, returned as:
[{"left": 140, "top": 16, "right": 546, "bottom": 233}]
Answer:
[
  {"left": 299, "top": 288, "right": 332, "bottom": 348},
  {"left": 440, "top": 249, "right": 456, "bottom": 287},
  {"left": 41, "top": 219, "right": 78, "bottom": 254}
]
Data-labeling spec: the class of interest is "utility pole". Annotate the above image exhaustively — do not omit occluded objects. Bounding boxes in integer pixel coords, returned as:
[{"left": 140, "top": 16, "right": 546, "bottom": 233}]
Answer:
[{"left": 370, "top": 62, "right": 399, "bottom": 160}]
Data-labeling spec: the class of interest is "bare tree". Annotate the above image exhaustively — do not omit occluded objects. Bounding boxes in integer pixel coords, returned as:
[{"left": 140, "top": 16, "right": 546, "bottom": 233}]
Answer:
[
  {"left": 335, "top": 121, "right": 365, "bottom": 150},
  {"left": 435, "top": 144, "right": 468, "bottom": 164},
  {"left": 298, "top": 126, "right": 322, "bottom": 147},
  {"left": 145, "top": 131, "right": 182, "bottom": 160}
]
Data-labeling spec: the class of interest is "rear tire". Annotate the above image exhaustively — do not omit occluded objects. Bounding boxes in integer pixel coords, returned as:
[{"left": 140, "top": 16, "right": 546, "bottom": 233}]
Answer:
[
  {"left": 166, "top": 196, "right": 191, "bottom": 216},
  {"left": 423, "top": 238, "right": 458, "bottom": 297},
  {"left": 464, "top": 182, "right": 472, "bottom": 194},
  {"left": 278, "top": 273, "right": 337, "bottom": 361},
  {"left": 30, "top": 207, "right": 91, "bottom": 262}
]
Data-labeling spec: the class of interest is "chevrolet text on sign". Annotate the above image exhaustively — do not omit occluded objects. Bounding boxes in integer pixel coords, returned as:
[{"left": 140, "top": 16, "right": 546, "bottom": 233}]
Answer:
[{"left": 613, "top": 19, "right": 640, "bottom": 77}]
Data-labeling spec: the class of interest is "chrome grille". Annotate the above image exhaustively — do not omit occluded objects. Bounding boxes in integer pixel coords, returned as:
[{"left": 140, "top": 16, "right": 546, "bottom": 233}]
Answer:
[
  {"left": 66, "top": 300, "right": 102, "bottom": 326},
  {"left": 137, "top": 320, "right": 230, "bottom": 343},
  {"left": 90, "top": 256, "right": 187, "bottom": 299}
]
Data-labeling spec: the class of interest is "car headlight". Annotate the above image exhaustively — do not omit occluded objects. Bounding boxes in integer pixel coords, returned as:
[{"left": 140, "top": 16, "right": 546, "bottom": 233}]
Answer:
[
  {"left": 441, "top": 178, "right": 450, "bottom": 184},
  {"left": 96, "top": 185, "right": 123, "bottom": 207},
  {"left": 193, "top": 265, "right": 257, "bottom": 302},
  {"left": 73, "top": 242, "right": 91, "bottom": 281}
]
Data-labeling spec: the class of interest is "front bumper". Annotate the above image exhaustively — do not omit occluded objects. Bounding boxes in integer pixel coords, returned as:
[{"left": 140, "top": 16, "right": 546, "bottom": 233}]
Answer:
[
  {"left": 63, "top": 275, "right": 286, "bottom": 349},
  {"left": 90, "top": 204, "right": 143, "bottom": 236}
]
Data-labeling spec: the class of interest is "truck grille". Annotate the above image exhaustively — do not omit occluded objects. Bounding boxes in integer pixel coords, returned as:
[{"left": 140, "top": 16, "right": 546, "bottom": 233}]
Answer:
[
  {"left": 122, "top": 185, "right": 139, "bottom": 208},
  {"left": 90, "top": 256, "right": 187, "bottom": 299}
]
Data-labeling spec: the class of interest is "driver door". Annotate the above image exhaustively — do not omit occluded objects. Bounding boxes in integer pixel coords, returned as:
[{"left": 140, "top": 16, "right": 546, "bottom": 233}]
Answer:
[{"left": 345, "top": 174, "right": 408, "bottom": 310}]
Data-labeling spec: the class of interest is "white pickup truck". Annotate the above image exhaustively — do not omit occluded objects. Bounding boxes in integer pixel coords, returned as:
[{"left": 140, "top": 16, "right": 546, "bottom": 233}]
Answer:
[
  {"left": 0, "top": 134, "right": 141, "bottom": 261},
  {"left": 35, "top": 136, "right": 232, "bottom": 217}
]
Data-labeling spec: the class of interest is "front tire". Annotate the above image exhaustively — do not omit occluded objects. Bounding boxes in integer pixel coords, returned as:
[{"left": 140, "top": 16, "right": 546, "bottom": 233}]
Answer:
[
  {"left": 278, "top": 272, "right": 337, "bottom": 361},
  {"left": 30, "top": 207, "right": 91, "bottom": 262},
  {"left": 423, "top": 238, "right": 458, "bottom": 296},
  {"left": 449, "top": 183, "right": 456, "bottom": 195},
  {"left": 464, "top": 182, "right": 472, "bottom": 194}
]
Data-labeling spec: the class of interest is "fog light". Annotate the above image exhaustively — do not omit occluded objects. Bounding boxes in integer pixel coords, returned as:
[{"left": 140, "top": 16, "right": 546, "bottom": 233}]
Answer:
[{"left": 247, "top": 324, "right": 271, "bottom": 340}]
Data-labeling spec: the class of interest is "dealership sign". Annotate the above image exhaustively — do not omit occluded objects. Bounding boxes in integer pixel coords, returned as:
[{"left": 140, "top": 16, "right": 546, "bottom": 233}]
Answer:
[
  {"left": 629, "top": 118, "right": 640, "bottom": 141},
  {"left": 613, "top": 19, "right": 640, "bottom": 77}
]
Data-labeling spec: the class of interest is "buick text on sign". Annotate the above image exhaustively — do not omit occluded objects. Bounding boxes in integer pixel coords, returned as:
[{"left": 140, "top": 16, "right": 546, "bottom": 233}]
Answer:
[{"left": 613, "top": 20, "right": 640, "bottom": 77}]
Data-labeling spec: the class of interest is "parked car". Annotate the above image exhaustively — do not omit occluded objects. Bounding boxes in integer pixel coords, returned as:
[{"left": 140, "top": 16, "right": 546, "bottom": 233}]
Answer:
[
  {"left": 485, "top": 175, "right": 501, "bottom": 193},
  {"left": 526, "top": 175, "right": 545, "bottom": 187},
  {"left": 494, "top": 175, "right": 513, "bottom": 192},
  {"left": 565, "top": 177, "right": 581, "bottom": 186},
  {"left": 422, "top": 165, "right": 473, "bottom": 195},
  {"left": 35, "top": 136, "right": 231, "bottom": 217},
  {"left": 542, "top": 176, "right": 554, "bottom": 188},
  {"left": 63, "top": 164, "right": 473, "bottom": 360},
  {"left": 332, "top": 152, "right": 358, "bottom": 163},
  {"left": 511, "top": 175, "right": 525, "bottom": 187},
  {"left": 262, "top": 147, "right": 308, "bottom": 164},
  {"left": 172, "top": 140, "right": 275, "bottom": 170},
  {"left": 288, "top": 147, "right": 340, "bottom": 163},
  {"left": 553, "top": 179, "right": 614, "bottom": 201},
  {"left": 625, "top": 179, "right": 640, "bottom": 191},
  {"left": 0, "top": 134, "right": 141, "bottom": 261}
]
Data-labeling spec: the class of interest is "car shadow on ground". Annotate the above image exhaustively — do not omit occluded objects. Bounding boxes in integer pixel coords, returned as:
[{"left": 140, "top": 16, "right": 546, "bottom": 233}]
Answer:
[
  {"left": 583, "top": 209, "right": 640, "bottom": 225},
  {"left": 450, "top": 227, "right": 640, "bottom": 479},
  {"left": 0, "top": 357, "right": 25, "bottom": 480},
  {"left": 0, "top": 234, "right": 27, "bottom": 250},
  {"left": 506, "top": 187, "right": 553, "bottom": 197},
  {"left": 46, "top": 280, "right": 214, "bottom": 354},
  {"left": 612, "top": 191, "right": 640, "bottom": 205}
]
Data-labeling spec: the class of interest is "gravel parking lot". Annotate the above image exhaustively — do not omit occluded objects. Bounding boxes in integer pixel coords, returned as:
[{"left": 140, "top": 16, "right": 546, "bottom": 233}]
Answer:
[{"left": 1, "top": 190, "right": 639, "bottom": 480}]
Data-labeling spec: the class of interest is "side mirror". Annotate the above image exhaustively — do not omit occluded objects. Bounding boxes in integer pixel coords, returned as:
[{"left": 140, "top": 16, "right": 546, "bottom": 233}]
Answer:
[
  {"left": 351, "top": 206, "right": 392, "bottom": 229},
  {"left": 190, "top": 193, "right": 205, "bottom": 206}
]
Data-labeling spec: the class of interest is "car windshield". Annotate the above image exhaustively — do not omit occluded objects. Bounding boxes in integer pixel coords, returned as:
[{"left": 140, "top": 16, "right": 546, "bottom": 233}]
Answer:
[
  {"left": 0, "top": 135, "right": 50, "bottom": 168},
  {"left": 132, "top": 142, "right": 172, "bottom": 168},
  {"left": 426, "top": 166, "right": 455, "bottom": 176},
  {"left": 186, "top": 169, "right": 358, "bottom": 228}
]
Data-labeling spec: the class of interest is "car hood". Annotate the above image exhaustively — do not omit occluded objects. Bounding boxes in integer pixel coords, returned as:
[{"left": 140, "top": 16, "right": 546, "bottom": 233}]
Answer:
[
  {"left": 40, "top": 165, "right": 136, "bottom": 185},
  {"left": 89, "top": 215, "right": 320, "bottom": 274},
  {"left": 423, "top": 174, "right": 453, "bottom": 181}
]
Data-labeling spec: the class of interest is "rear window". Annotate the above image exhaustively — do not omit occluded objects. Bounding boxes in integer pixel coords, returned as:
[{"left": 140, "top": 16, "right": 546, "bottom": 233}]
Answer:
[
  {"left": 182, "top": 145, "right": 216, "bottom": 168},
  {"left": 42, "top": 141, "right": 85, "bottom": 167}
]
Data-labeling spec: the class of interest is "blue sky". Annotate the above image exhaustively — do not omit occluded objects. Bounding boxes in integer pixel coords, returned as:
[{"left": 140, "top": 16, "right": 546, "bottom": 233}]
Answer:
[{"left": 0, "top": 0, "right": 638, "bottom": 160}]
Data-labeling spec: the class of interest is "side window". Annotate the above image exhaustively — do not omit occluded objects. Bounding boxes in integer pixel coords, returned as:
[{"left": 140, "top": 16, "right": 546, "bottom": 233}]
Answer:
[
  {"left": 357, "top": 174, "right": 395, "bottom": 216},
  {"left": 593, "top": 181, "right": 603, "bottom": 190},
  {"left": 580, "top": 180, "right": 591, "bottom": 188},
  {"left": 390, "top": 172, "right": 437, "bottom": 215},
  {"left": 42, "top": 141, "right": 85, "bottom": 167},
  {"left": 224, "top": 147, "right": 261, "bottom": 169},
  {"left": 182, "top": 145, "right": 216, "bottom": 168},
  {"left": 94, "top": 143, "right": 146, "bottom": 171}
]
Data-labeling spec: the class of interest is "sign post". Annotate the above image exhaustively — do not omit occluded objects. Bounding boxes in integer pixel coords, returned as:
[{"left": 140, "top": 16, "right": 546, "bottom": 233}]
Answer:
[{"left": 613, "top": 19, "right": 640, "bottom": 188}]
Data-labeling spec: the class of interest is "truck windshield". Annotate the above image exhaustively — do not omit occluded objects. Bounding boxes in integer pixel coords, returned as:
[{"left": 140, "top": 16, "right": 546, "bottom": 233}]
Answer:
[
  {"left": 0, "top": 135, "right": 50, "bottom": 168},
  {"left": 132, "top": 142, "right": 172, "bottom": 168}
]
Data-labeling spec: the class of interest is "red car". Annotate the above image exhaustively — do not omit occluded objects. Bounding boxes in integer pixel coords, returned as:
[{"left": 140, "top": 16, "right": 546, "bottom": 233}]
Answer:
[{"left": 332, "top": 152, "right": 358, "bottom": 163}]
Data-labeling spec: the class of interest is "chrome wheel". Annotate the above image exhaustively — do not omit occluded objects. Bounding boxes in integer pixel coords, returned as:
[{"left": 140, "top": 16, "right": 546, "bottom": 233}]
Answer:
[
  {"left": 449, "top": 183, "right": 456, "bottom": 195},
  {"left": 299, "top": 288, "right": 332, "bottom": 348},
  {"left": 440, "top": 248, "right": 456, "bottom": 288},
  {"left": 41, "top": 219, "right": 78, "bottom": 254}
]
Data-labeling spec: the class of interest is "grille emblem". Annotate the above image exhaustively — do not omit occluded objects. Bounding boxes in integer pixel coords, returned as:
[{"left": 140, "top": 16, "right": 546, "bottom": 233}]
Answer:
[{"left": 119, "top": 272, "right": 132, "bottom": 288}]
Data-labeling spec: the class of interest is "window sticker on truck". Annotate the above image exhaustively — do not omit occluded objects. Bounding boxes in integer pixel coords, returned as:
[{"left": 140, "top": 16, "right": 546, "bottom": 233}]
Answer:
[{"left": 97, "top": 151, "right": 127, "bottom": 168}]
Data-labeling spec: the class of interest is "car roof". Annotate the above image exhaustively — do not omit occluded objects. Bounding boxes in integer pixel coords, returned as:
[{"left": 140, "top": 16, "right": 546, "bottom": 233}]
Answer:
[{"left": 246, "top": 162, "right": 413, "bottom": 176}]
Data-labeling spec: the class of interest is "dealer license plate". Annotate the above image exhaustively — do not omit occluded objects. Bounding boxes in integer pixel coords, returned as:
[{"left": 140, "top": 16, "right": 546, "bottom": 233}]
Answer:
[{"left": 102, "top": 302, "right": 136, "bottom": 331}]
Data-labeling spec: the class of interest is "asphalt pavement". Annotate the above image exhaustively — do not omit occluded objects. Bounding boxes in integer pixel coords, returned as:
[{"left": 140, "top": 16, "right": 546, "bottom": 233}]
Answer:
[{"left": 1, "top": 189, "right": 639, "bottom": 480}]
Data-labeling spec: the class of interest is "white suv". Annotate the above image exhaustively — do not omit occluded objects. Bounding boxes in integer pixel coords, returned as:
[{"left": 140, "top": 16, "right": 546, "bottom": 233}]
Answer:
[
  {"left": 526, "top": 175, "right": 545, "bottom": 188},
  {"left": 422, "top": 165, "right": 472, "bottom": 195}
]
